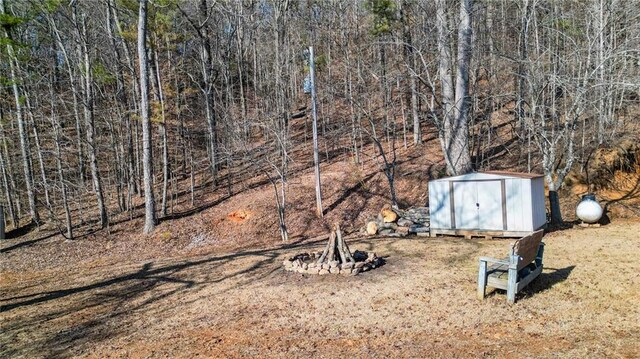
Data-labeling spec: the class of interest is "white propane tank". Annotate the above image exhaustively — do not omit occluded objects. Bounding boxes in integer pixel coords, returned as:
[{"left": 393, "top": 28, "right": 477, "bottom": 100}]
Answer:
[{"left": 576, "top": 194, "right": 603, "bottom": 224}]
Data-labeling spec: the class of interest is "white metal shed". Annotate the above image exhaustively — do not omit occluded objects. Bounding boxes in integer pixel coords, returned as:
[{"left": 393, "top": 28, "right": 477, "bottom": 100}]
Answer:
[{"left": 428, "top": 171, "right": 547, "bottom": 238}]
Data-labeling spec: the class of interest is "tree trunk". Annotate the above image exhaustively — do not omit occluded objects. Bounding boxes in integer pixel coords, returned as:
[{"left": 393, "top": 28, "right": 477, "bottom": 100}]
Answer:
[
  {"left": 112, "top": 0, "right": 142, "bottom": 196},
  {"left": 50, "top": 89, "right": 73, "bottom": 239},
  {"left": 0, "top": 118, "right": 19, "bottom": 226},
  {"left": 0, "top": 139, "right": 17, "bottom": 229},
  {"left": 25, "top": 96, "right": 51, "bottom": 209},
  {"left": 1, "top": 0, "right": 40, "bottom": 224},
  {"left": 152, "top": 46, "right": 169, "bottom": 217},
  {"left": 77, "top": 10, "right": 108, "bottom": 228},
  {"left": 436, "top": 0, "right": 473, "bottom": 175},
  {"left": 197, "top": 0, "right": 218, "bottom": 185},
  {"left": 309, "top": 47, "right": 323, "bottom": 218},
  {"left": 106, "top": 0, "right": 137, "bottom": 207},
  {"left": 138, "top": 0, "right": 156, "bottom": 234},
  {"left": 49, "top": 15, "right": 86, "bottom": 189},
  {"left": 401, "top": 0, "right": 421, "bottom": 145}
]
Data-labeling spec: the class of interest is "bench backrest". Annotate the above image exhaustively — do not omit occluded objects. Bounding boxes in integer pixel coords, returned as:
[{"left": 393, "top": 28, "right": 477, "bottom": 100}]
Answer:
[{"left": 511, "top": 229, "right": 544, "bottom": 270}]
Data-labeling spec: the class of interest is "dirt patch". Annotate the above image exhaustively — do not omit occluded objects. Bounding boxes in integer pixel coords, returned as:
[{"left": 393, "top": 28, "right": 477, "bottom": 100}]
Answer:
[
  {"left": 2, "top": 219, "right": 639, "bottom": 358},
  {"left": 227, "top": 210, "right": 253, "bottom": 223}
]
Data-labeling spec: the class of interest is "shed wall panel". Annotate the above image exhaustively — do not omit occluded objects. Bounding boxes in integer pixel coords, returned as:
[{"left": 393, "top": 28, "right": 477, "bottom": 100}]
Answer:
[
  {"left": 429, "top": 181, "right": 451, "bottom": 229},
  {"left": 505, "top": 179, "right": 524, "bottom": 231},
  {"left": 520, "top": 180, "right": 534, "bottom": 231},
  {"left": 531, "top": 177, "right": 547, "bottom": 229}
]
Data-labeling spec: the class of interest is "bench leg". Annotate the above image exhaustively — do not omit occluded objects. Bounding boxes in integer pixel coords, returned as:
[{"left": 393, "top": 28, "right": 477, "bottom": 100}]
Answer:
[
  {"left": 477, "top": 260, "right": 487, "bottom": 300},
  {"left": 507, "top": 267, "right": 517, "bottom": 304}
]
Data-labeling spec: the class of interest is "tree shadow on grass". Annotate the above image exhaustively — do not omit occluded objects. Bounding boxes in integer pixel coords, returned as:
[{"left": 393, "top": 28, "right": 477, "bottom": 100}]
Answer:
[
  {"left": 3, "top": 221, "right": 37, "bottom": 239},
  {"left": 0, "top": 237, "right": 327, "bottom": 358}
]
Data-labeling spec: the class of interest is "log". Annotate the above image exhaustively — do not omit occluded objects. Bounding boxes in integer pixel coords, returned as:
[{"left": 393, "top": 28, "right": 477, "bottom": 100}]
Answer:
[
  {"left": 341, "top": 233, "right": 355, "bottom": 264},
  {"left": 381, "top": 208, "right": 398, "bottom": 223},
  {"left": 317, "top": 231, "right": 334, "bottom": 264},
  {"left": 378, "top": 228, "right": 394, "bottom": 235},
  {"left": 326, "top": 231, "right": 337, "bottom": 263},
  {"left": 380, "top": 222, "right": 398, "bottom": 230},
  {"left": 335, "top": 225, "right": 348, "bottom": 264},
  {"left": 397, "top": 218, "right": 414, "bottom": 227},
  {"left": 366, "top": 221, "right": 378, "bottom": 235}
]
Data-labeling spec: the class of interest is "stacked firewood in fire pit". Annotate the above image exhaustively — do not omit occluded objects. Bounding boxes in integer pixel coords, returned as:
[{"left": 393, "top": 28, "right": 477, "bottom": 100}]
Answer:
[
  {"left": 364, "top": 205, "right": 430, "bottom": 237},
  {"left": 283, "top": 225, "right": 382, "bottom": 276}
]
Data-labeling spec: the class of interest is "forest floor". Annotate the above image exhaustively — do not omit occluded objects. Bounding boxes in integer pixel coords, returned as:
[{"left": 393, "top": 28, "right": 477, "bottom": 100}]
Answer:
[
  {"left": 2, "top": 112, "right": 640, "bottom": 357},
  {"left": 2, "top": 218, "right": 640, "bottom": 358}
]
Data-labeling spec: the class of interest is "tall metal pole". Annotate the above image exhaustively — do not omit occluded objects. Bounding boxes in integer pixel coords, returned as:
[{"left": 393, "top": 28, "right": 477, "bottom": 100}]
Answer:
[{"left": 309, "top": 47, "right": 323, "bottom": 218}]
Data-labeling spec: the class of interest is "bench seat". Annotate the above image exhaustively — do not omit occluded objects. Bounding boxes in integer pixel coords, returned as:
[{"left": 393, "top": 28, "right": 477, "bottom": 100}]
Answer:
[{"left": 477, "top": 229, "right": 545, "bottom": 304}]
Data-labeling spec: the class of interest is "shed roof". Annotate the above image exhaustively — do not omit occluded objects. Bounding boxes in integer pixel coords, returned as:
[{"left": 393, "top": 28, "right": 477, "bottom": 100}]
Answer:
[
  {"left": 430, "top": 171, "right": 544, "bottom": 182},
  {"left": 482, "top": 171, "right": 544, "bottom": 179}
]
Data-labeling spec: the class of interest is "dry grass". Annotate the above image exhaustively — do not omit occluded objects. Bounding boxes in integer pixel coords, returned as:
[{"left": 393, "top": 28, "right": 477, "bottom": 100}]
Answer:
[{"left": 2, "top": 220, "right": 639, "bottom": 358}]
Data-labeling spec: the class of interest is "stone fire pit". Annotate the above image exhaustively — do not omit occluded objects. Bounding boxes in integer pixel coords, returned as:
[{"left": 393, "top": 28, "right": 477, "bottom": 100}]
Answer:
[{"left": 283, "top": 225, "right": 382, "bottom": 276}]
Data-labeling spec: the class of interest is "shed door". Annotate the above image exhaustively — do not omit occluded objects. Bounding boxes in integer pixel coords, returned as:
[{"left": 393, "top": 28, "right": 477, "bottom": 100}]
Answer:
[
  {"left": 477, "top": 181, "right": 503, "bottom": 230},
  {"left": 453, "top": 182, "right": 478, "bottom": 229},
  {"left": 453, "top": 180, "right": 504, "bottom": 230}
]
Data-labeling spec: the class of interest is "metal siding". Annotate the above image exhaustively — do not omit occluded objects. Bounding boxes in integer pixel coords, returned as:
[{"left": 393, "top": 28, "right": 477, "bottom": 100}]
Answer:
[
  {"left": 429, "top": 181, "right": 451, "bottom": 229},
  {"left": 476, "top": 181, "right": 504, "bottom": 230},
  {"left": 453, "top": 182, "right": 478, "bottom": 229},
  {"left": 531, "top": 177, "right": 547, "bottom": 229},
  {"left": 520, "top": 179, "right": 534, "bottom": 231},
  {"left": 505, "top": 179, "right": 524, "bottom": 231}
]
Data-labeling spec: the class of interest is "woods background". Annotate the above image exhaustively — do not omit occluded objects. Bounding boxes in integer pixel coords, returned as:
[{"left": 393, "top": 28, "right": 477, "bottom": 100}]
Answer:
[{"left": 0, "top": 0, "right": 638, "bottom": 239}]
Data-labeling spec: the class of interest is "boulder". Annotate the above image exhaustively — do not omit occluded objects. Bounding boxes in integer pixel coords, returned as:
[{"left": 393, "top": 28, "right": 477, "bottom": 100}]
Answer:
[{"left": 341, "top": 262, "right": 354, "bottom": 270}]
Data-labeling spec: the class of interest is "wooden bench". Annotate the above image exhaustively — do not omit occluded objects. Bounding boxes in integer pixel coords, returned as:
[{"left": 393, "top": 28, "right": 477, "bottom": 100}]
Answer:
[{"left": 477, "top": 229, "right": 545, "bottom": 304}]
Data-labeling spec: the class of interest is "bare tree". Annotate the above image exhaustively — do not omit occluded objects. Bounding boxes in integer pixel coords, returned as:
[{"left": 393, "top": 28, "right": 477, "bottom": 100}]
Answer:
[
  {"left": 73, "top": 5, "right": 108, "bottom": 228},
  {"left": 1, "top": 0, "right": 39, "bottom": 224},
  {"left": 138, "top": 0, "right": 156, "bottom": 233},
  {"left": 436, "top": 0, "right": 474, "bottom": 176}
]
